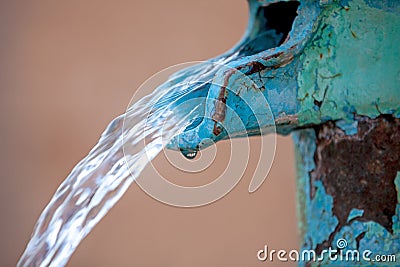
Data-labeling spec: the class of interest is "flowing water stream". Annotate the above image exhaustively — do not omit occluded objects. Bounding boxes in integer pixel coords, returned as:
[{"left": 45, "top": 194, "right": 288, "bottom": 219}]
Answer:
[
  {"left": 16, "top": 1, "right": 300, "bottom": 263},
  {"left": 17, "top": 57, "right": 235, "bottom": 266}
]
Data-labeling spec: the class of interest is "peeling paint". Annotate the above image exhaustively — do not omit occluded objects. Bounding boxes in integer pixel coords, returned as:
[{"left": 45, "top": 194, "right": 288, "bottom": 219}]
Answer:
[
  {"left": 161, "top": 1, "right": 400, "bottom": 264},
  {"left": 294, "top": 116, "right": 400, "bottom": 266},
  {"left": 297, "top": 0, "right": 400, "bottom": 127}
]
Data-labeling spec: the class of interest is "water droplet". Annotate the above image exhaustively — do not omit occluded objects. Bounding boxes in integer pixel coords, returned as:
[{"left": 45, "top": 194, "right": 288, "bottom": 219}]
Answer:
[{"left": 181, "top": 149, "right": 198, "bottom": 160}]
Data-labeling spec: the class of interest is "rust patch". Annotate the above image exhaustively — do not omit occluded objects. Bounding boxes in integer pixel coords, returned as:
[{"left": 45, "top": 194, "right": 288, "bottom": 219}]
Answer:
[
  {"left": 311, "top": 115, "right": 400, "bottom": 253},
  {"left": 213, "top": 124, "right": 223, "bottom": 136},
  {"left": 275, "top": 114, "right": 298, "bottom": 126},
  {"left": 243, "top": 61, "right": 268, "bottom": 76},
  {"left": 263, "top": 51, "right": 284, "bottom": 61},
  {"left": 210, "top": 50, "right": 295, "bottom": 136},
  {"left": 289, "top": 44, "right": 297, "bottom": 51},
  {"left": 211, "top": 69, "right": 235, "bottom": 136},
  {"left": 240, "top": 51, "right": 294, "bottom": 76}
]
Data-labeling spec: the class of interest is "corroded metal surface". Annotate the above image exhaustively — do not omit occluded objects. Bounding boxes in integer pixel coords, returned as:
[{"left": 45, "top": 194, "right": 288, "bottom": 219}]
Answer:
[
  {"left": 161, "top": 0, "right": 400, "bottom": 265},
  {"left": 293, "top": 116, "right": 400, "bottom": 266},
  {"left": 167, "top": 0, "right": 400, "bottom": 151},
  {"left": 167, "top": 0, "right": 322, "bottom": 150}
]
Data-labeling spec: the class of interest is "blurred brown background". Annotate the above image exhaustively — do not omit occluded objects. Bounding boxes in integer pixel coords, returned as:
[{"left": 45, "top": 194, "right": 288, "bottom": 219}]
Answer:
[{"left": 0, "top": 0, "right": 298, "bottom": 266}]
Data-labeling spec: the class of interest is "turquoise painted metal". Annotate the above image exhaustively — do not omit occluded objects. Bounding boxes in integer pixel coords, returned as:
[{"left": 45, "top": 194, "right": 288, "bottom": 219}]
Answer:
[
  {"left": 167, "top": 0, "right": 399, "bottom": 149},
  {"left": 162, "top": 0, "right": 400, "bottom": 265},
  {"left": 293, "top": 117, "right": 400, "bottom": 266}
]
